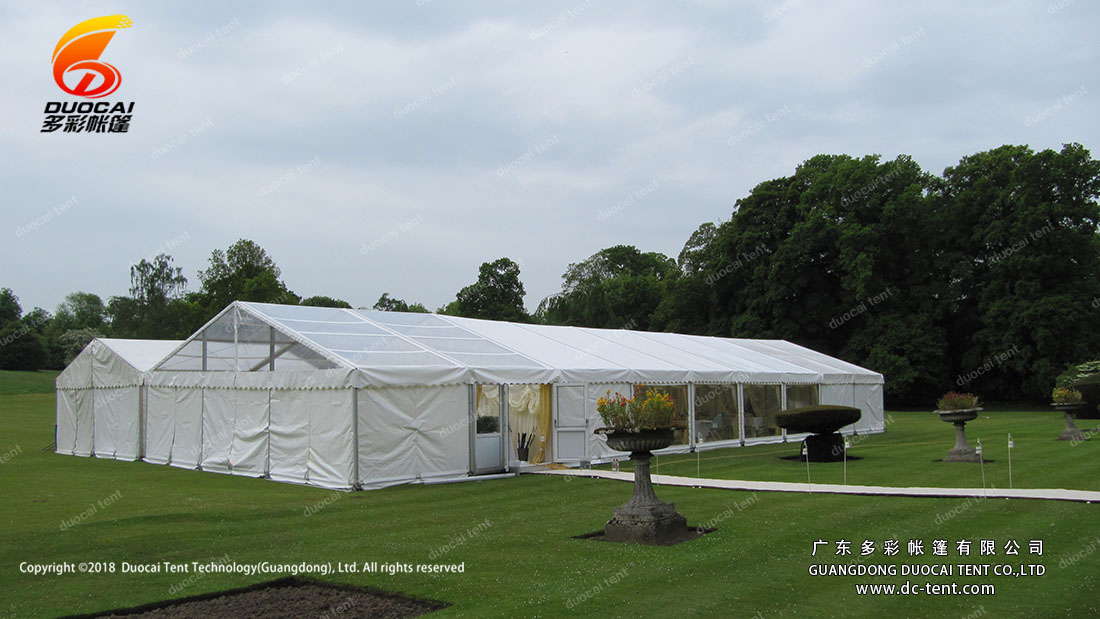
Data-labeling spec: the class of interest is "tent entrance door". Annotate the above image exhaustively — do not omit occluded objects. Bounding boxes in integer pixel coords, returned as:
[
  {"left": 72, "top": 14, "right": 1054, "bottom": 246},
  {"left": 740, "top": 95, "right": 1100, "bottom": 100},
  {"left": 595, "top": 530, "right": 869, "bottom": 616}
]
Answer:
[
  {"left": 553, "top": 384, "right": 586, "bottom": 463},
  {"left": 472, "top": 385, "right": 506, "bottom": 474}
]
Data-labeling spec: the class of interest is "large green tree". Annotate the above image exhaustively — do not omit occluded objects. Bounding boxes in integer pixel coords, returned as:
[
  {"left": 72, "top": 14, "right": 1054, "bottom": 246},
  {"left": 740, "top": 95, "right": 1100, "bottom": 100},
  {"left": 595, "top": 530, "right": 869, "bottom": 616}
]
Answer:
[
  {"left": 450, "top": 258, "right": 529, "bottom": 322},
  {"left": 936, "top": 143, "right": 1100, "bottom": 399},
  {"left": 0, "top": 290, "right": 49, "bottom": 370},
  {"left": 538, "top": 245, "right": 678, "bottom": 330},
  {"left": 45, "top": 292, "right": 107, "bottom": 366},
  {"left": 301, "top": 296, "right": 352, "bottom": 309},
  {"left": 108, "top": 254, "right": 194, "bottom": 339},
  {"left": 0, "top": 288, "right": 21, "bottom": 325},
  {"left": 373, "top": 293, "right": 428, "bottom": 313},
  {"left": 195, "top": 240, "right": 299, "bottom": 320}
]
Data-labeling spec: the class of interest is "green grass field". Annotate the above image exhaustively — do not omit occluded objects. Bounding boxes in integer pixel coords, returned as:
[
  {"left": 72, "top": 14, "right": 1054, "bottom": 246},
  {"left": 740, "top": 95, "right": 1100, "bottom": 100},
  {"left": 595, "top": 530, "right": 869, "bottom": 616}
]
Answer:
[
  {"left": 0, "top": 370, "right": 58, "bottom": 395},
  {"left": 2, "top": 379, "right": 1099, "bottom": 617},
  {"left": 612, "top": 410, "right": 1100, "bottom": 492}
]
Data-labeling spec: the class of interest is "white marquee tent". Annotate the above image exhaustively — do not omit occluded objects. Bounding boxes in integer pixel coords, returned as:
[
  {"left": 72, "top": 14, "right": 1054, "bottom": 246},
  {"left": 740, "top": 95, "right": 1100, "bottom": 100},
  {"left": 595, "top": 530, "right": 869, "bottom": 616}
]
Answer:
[
  {"left": 56, "top": 338, "right": 184, "bottom": 461},
  {"left": 57, "top": 302, "right": 885, "bottom": 490}
]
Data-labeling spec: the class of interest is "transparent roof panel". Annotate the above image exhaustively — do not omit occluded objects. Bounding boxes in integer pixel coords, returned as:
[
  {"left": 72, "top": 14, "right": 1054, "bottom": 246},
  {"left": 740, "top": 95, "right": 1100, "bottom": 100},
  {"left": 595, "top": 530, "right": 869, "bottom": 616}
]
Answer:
[
  {"left": 305, "top": 333, "right": 423, "bottom": 354},
  {"left": 153, "top": 302, "right": 879, "bottom": 380},
  {"left": 278, "top": 320, "right": 389, "bottom": 336},
  {"left": 357, "top": 310, "right": 452, "bottom": 327}
]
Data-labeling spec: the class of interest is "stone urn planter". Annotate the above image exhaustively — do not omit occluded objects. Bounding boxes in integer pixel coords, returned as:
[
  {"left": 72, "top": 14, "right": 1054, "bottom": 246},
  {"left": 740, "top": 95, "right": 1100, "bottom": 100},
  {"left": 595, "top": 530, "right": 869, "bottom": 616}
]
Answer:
[
  {"left": 936, "top": 408, "right": 982, "bottom": 462},
  {"left": 600, "top": 429, "right": 690, "bottom": 545},
  {"left": 776, "top": 405, "right": 862, "bottom": 462},
  {"left": 1052, "top": 403, "right": 1085, "bottom": 441}
]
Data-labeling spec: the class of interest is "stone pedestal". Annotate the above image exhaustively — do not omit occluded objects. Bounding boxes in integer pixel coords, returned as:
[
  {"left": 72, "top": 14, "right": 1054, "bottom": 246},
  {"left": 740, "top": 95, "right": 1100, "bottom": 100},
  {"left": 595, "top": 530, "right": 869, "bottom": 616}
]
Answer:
[
  {"left": 602, "top": 430, "right": 691, "bottom": 545},
  {"left": 1054, "top": 404, "right": 1086, "bottom": 441},
  {"left": 603, "top": 451, "right": 689, "bottom": 545},
  {"left": 937, "top": 409, "right": 981, "bottom": 463}
]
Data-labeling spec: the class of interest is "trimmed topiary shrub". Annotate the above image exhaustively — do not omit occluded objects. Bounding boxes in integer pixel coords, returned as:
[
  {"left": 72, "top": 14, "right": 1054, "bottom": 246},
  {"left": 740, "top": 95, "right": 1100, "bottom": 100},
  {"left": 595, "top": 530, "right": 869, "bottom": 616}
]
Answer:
[
  {"left": 776, "top": 405, "right": 862, "bottom": 435},
  {"left": 1075, "top": 374, "right": 1100, "bottom": 419}
]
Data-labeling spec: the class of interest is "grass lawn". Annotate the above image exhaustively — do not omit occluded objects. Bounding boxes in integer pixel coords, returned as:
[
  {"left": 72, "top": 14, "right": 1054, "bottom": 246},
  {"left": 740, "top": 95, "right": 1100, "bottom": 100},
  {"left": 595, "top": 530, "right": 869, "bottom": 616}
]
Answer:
[
  {"left": 1, "top": 386, "right": 1098, "bottom": 617},
  {"left": 612, "top": 410, "right": 1100, "bottom": 492},
  {"left": 0, "top": 369, "right": 58, "bottom": 395}
]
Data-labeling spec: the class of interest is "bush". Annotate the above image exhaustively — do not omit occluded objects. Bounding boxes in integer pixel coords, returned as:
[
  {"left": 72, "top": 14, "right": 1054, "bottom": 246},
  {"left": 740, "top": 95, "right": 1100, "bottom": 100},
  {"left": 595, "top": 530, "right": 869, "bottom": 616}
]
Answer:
[
  {"left": 1075, "top": 374, "right": 1100, "bottom": 419},
  {"left": 1056, "top": 360, "right": 1100, "bottom": 388},
  {"left": 776, "top": 405, "right": 861, "bottom": 435}
]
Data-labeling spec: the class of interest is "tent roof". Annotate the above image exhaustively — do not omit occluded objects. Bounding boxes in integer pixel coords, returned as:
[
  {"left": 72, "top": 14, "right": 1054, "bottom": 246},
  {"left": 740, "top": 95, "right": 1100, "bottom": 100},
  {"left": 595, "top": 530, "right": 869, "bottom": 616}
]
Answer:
[
  {"left": 57, "top": 338, "right": 184, "bottom": 389},
  {"left": 97, "top": 338, "right": 185, "bottom": 371},
  {"left": 154, "top": 302, "right": 882, "bottom": 386}
]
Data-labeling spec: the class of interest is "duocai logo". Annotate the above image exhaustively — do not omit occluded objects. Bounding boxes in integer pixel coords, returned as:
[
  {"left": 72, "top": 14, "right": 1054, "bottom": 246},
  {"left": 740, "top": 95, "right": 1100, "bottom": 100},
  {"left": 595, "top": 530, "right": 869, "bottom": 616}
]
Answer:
[
  {"left": 42, "top": 15, "right": 137, "bottom": 134},
  {"left": 52, "top": 15, "right": 132, "bottom": 98}
]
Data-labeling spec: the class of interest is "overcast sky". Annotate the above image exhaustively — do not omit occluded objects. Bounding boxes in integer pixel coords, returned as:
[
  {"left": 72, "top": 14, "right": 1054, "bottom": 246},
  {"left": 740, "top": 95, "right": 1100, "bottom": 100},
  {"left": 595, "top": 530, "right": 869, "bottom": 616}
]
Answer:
[{"left": 3, "top": 1, "right": 1097, "bottom": 315}]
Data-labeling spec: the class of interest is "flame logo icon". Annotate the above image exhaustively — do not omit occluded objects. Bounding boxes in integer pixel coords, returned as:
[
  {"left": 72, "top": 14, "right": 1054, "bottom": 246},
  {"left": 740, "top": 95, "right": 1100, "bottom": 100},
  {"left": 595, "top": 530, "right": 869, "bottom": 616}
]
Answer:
[{"left": 52, "top": 15, "right": 132, "bottom": 98}]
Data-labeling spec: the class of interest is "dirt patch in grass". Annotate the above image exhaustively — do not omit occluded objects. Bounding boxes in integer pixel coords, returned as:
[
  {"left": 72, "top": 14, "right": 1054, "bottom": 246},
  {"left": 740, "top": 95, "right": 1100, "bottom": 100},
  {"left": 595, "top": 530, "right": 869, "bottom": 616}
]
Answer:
[{"left": 66, "top": 577, "right": 447, "bottom": 618}]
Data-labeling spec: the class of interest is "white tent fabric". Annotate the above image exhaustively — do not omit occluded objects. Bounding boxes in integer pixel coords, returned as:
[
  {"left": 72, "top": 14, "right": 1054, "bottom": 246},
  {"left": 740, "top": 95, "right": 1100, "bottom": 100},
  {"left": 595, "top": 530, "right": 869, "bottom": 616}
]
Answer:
[
  {"left": 59, "top": 302, "right": 885, "bottom": 489},
  {"left": 55, "top": 338, "right": 182, "bottom": 460}
]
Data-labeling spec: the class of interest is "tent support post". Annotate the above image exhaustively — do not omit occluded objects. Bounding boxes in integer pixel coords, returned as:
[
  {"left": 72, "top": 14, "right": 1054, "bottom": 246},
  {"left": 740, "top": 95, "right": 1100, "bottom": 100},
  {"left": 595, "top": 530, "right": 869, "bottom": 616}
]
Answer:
[
  {"left": 467, "top": 385, "right": 476, "bottom": 475},
  {"left": 687, "top": 383, "right": 696, "bottom": 452},
  {"left": 737, "top": 384, "right": 746, "bottom": 446},
  {"left": 351, "top": 388, "right": 360, "bottom": 490},
  {"left": 501, "top": 385, "right": 509, "bottom": 473}
]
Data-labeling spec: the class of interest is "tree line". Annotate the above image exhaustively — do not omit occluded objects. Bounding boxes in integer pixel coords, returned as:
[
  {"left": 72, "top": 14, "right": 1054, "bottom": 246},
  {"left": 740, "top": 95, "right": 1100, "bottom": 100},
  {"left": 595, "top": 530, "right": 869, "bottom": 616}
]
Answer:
[{"left": 2, "top": 143, "right": 1097, "bottom": 406}]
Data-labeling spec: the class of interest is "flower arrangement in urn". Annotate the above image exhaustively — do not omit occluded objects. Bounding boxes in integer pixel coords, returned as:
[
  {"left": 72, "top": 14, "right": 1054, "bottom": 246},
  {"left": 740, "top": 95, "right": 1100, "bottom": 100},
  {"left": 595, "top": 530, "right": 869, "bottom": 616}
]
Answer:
[
  {"left": 935, "top": 392, "right": 980, "bottom": 412},
  {"left": 595, "top": 386, "right": 683, "bottom": 433},
  {"left": 1052, "top": 387, "right": 1083, "bottom": 405}
]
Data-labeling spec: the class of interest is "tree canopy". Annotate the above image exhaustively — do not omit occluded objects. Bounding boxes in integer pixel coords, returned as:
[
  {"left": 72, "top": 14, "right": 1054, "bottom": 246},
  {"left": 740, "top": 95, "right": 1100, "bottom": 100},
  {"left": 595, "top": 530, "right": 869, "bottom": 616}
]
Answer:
[{"left": 450, "top": 258, "right": 529, "bottom": 322}]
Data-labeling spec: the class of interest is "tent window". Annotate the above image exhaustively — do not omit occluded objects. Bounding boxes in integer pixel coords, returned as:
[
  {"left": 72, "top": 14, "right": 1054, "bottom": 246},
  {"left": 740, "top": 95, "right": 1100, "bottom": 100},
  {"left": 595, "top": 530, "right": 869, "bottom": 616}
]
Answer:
[
  {"left": 474, "top": 385, "right": 501, "bottom": 434},
  {"left": 694, "top": 384, "right": 739, "bottom": 444},
  {"left": 744, "top": 384, "right": 782, "bottom": 438},
  {"left": 786, "top": 384, "right": 820, "bottom": 410}
]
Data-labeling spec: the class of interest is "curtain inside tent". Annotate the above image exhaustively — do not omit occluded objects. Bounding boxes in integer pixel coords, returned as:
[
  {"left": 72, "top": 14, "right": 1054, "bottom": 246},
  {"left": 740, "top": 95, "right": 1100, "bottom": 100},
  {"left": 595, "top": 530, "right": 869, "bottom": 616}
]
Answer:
[
  {"left": 744, "top": 384, "right": 782, "bottom": 438},
  {"left": 786, "top": 384, "right": 820, "bottom": 410},
  {"left": 508, "top": 384, "right": 550, "bottom": 463},
  {"left": 533, "top": 384, "right": 552, "bottom": 464}
]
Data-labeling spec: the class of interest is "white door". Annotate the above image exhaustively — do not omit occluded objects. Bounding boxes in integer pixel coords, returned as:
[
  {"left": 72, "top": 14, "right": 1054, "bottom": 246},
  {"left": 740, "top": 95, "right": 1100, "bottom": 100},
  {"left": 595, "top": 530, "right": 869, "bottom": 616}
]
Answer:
[{"left": 554, "top": 384, "right": 586, "bottom": 463}]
